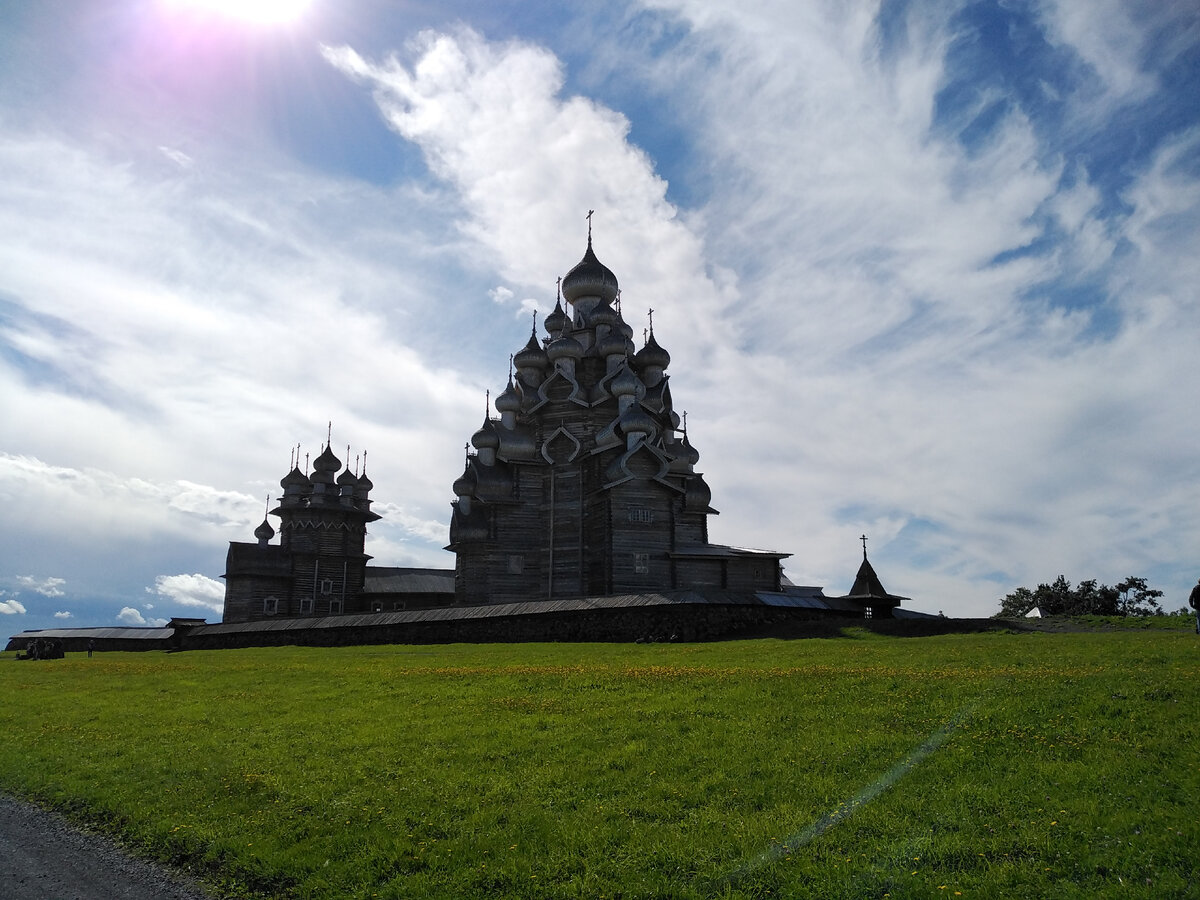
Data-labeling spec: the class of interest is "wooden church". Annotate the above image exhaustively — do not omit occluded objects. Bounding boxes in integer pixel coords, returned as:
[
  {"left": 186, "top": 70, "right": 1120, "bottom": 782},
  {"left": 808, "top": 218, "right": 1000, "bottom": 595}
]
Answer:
[{"left": 447, "top": 230, "right": 788, "bottom": 603}]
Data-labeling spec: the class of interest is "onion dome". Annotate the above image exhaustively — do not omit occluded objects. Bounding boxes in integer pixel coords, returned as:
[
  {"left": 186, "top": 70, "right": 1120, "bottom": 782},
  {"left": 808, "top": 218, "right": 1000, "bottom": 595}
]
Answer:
[
  {"left": 253, "top": 517, "right": 275, "bottom": 542},
  {"left": 634, "top": 332, "right": 670, "bottom": 371},
  {"left": 611, "top": 364, "right": 644, "bottom": 399},
  {"left": 471, "top": 417, "right": 500, "bottom": 451},
  {"left": 453, "top": 462, "right": 477, "bottom": 498},
  {"left": 614, "top": 314, "right": 634, "bottom": 341},
  {"left": 562, "top": 239, "right": 619, "bottom": 304},
  {"left": 685, "top": 474, "right": 712, "bottom": 511},
  {"left": 544, "top": 299, "right": 568, "bottom": 337},
  {"left": 513, "top": 332, "right": 549, "bottom": 371},
  {"left": 588, "top": 297, "right": 619, "bottom": 329},
  {"left": 547, "top": 330, "right": 583, "bottom": 362},
  {"left": 310, "top": 444, "right": 341, "bottom": 483},
  {"left": 280, "top": 466, "right": 309, "bottom": 491},
  {"left": 357, "top": 470, "right": 373, "bottom": 493},
  {"left": 596, "top": 328, "right": 629, "bottom": 358},
  {"left": 674, "top": 433, "right": 701, "bottom": 469},
  {"left": 619, "top": 403, "right": 657, "bottom": 440},
  {"left": 337, "top": 468, "right": 358, "bottom": 488},
  {"left": 495, "top": 379, "right": 522, "bottom": 414}
]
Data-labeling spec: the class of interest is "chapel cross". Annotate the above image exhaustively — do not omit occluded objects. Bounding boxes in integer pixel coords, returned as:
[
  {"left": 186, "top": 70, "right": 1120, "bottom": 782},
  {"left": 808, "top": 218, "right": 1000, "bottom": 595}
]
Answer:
[
  {"left": 586, "top": 209, "right": 595, "bottom": 239},
  {"left": 860, "top": 533, "right": 868, "bottom": 558}
]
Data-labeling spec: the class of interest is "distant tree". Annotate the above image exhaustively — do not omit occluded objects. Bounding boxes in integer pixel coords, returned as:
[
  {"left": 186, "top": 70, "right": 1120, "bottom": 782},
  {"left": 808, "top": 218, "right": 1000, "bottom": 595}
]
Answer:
[
  {"left": 995, "top": 575, "right": 1162, "bottom": 617},
  {"left": 1115, "top": 576, "right": 1164, "bottom": 616},
  {"left": 997, "top": 586, "right": 1036, "bottom": 617}
]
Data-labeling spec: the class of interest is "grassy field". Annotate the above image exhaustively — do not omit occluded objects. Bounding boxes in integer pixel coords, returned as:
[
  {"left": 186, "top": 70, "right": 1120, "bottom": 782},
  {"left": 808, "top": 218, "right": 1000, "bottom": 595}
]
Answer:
[{"left": 1, "top": 625, "right": 1197, "bottom": 898}]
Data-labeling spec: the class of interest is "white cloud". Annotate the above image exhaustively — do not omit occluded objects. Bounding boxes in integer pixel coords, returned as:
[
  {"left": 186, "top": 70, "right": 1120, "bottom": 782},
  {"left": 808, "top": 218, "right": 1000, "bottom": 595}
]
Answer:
[
  {"left": 146, "top": 573, "right": 226, "bottom": 615},
  {"left": 53, "top": 610, "right": 72, "bottom": 619},
  {"left": 0, "top": 598, "right": 27, "bottom": 615},
  {"left": 0, "top": 455, "right": 262, "bottom": 544},
  {"left": 117, "top": 606, "right": 168, "bottom": 627},
  {"left": 322, "top": 32, "right": 731, "bottom": 357},
  {"left": 158, "top": 146, "right": 194, "bottom": 169},
  {"left": 16, "top": 575, "right": 66, "bottom": 597}
]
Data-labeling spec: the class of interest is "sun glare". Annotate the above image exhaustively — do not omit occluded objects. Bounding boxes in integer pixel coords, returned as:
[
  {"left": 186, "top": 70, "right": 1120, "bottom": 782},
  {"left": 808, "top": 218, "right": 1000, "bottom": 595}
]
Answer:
[{"left": 164, "top": 0, "right": 312, "bottom": 25}]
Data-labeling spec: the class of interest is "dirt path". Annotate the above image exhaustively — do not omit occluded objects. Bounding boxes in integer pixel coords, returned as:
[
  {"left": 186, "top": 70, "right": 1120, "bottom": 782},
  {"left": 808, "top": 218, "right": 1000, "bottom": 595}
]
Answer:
[{"left": 0, "top": 795, "right": 219, "bottom": 899}]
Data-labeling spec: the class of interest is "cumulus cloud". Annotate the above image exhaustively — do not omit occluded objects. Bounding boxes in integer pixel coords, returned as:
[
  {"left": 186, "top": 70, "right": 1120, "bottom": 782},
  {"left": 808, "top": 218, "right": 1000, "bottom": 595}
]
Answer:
[
  {"left": 0, "top": 598, "right": 27, "bottom": 615},
  {"left": 16, "top": 575, "right": 66, "bottom": 597},
  {"left": 146, "top": 573, "right": 225, "bottom": 615},
  {"left": 53, "top": 610, "right": 72, "bottom": 619},
  {"left": 117, "top": 606, "right": 168, "bottom": 627},
  {"left": 322, "top": 31, "right": 730, "bottom": 358}
]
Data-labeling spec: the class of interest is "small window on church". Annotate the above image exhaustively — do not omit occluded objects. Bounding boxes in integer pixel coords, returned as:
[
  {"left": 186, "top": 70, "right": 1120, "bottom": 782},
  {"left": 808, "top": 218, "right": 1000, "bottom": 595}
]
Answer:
[
  {"left": 634, "top": 553, "right": 649, "bottom": 575},
  {"left": 507, "top": 554, "right": 524, "bottom": 574},
  {"left": 864, "top": 606, "right": 873, "bottom": 620},
  {"left": 393, "top": 601, "right": 406, "bottom": 611},
  {"left": 299, "top": 597, "right": 313, "bottom": 615},
  {"left": 329, "top": 598, "right": 343, "bottom": 615},
  {"left": 319, "top": 578, "right": 335, "bottom": 596},
  {"left": 627, "top": 507, "right": 654, "bottom": 524},
  {"left": 372, "top": 601, "right": 383, "bottom": 613},
  {"left": 263, "top": 596, "right": 278, "bottom": 615}
]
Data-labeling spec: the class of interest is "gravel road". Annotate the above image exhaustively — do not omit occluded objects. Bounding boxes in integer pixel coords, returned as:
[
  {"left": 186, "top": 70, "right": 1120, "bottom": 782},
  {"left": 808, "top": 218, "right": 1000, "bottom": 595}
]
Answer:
[{"left": 0, "top": 795, "right": 220, "bottom": 899}]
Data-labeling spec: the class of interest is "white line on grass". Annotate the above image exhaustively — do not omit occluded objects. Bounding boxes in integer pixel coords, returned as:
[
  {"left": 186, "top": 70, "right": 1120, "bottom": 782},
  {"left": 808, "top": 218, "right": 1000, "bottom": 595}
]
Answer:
[{"left": 720, "top": 701, "right": 979, "bottom": 888}]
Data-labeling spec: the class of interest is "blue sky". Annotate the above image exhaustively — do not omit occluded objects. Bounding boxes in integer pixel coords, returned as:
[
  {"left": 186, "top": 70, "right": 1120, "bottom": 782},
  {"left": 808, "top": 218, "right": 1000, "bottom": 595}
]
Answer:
[{"left": 2, "top": 0, "right": 1199, "bottom": 630}]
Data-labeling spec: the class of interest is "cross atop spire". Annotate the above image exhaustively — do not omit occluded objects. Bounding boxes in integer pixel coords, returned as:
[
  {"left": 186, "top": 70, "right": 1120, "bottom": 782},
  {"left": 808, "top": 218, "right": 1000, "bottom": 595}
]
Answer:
[
  {"left": 586, "top": 209, "right": 595, "bottom": 241},
  {"left": 648, "top": 307, "right": 655, "bottom": 334},
  {"left": 556, "top": 275, "right": 561, "bottom": 301},
  {"left": 860, "top": 533, "right": 868, "bottom": 559}
]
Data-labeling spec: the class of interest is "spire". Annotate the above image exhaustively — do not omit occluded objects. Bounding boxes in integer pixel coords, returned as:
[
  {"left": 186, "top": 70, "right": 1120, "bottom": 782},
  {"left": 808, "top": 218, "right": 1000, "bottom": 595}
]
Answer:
[{"left": 861, "top": 533, "right": 868, "bottom": 560}]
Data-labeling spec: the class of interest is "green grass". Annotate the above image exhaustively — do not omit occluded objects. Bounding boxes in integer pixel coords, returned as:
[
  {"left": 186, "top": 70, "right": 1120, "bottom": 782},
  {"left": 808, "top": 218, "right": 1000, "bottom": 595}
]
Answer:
[{"left": 1, "top": 630, "right": 1198, "bottom": 898}]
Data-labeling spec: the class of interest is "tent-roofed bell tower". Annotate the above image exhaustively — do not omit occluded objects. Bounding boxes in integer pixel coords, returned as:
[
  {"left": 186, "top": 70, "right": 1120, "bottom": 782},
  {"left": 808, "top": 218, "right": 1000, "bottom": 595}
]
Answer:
[{"left": 838, "top": 534, "right": 908, "bottom": 618}]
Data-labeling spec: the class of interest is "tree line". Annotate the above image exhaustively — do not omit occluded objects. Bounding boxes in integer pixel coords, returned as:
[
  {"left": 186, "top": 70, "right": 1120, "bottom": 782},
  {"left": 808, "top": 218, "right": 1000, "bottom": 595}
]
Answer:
[{"left": 996, "top": 575, "right": 1164, "bottom": 618}]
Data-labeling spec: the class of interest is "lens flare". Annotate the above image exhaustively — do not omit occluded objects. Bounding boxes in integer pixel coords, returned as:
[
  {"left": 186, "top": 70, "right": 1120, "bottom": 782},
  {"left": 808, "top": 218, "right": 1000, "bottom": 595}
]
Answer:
[{"left": 163, "top": 0, "right": 312, "bottom": 25}]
